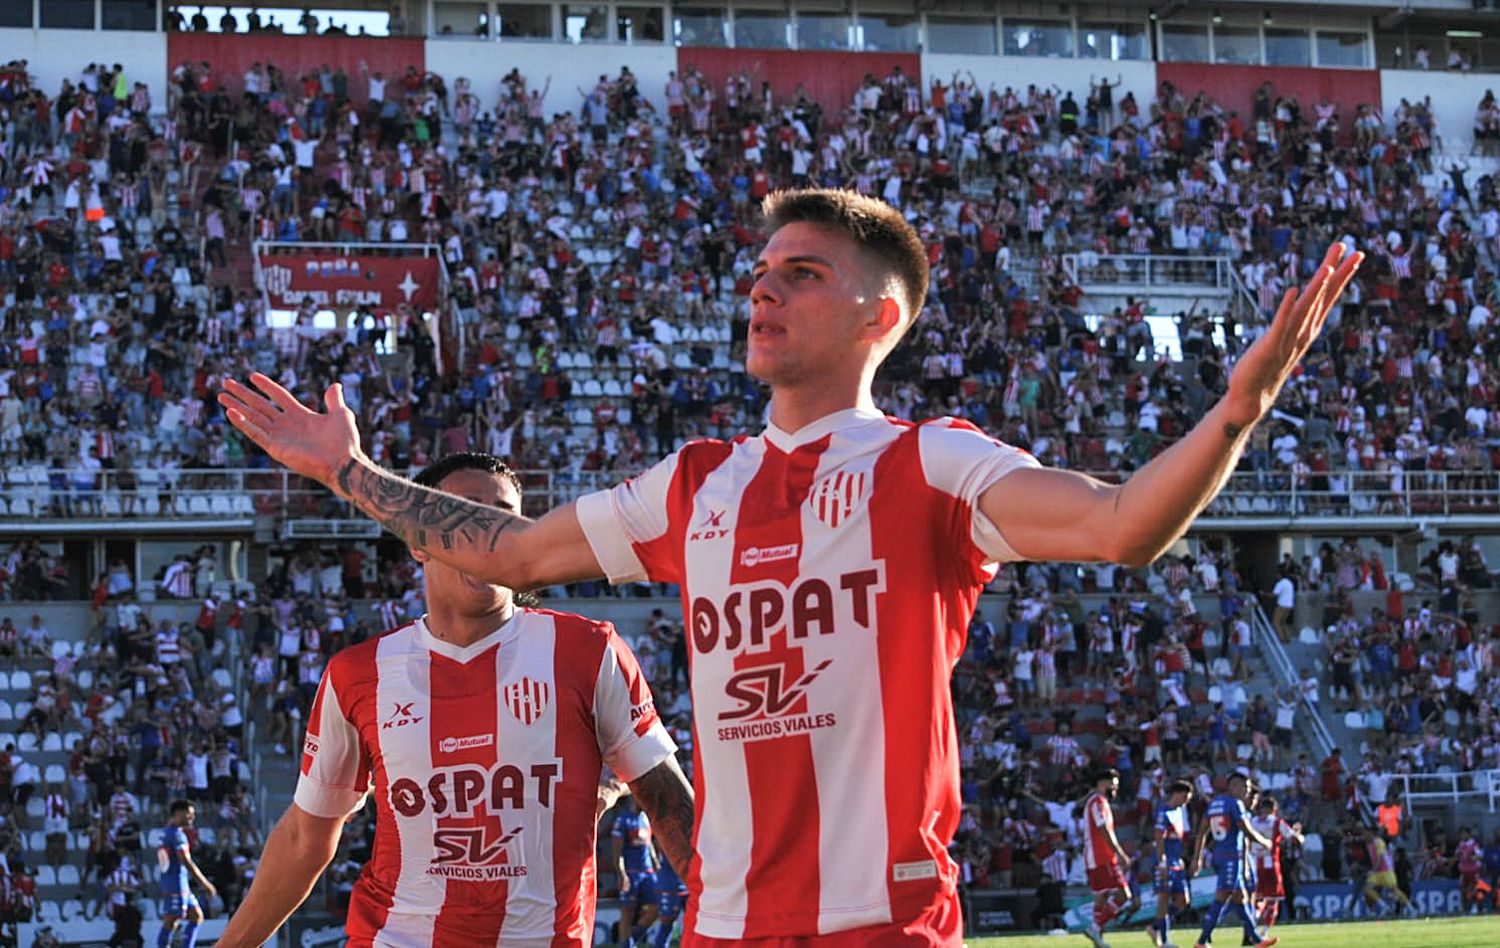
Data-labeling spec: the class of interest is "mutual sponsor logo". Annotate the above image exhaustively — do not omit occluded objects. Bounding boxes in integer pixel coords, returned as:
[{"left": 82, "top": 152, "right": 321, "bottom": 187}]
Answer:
[
  {"left": 388, "top": 759, "right": 563, "bottom": 818},
  {"left": 503, "top": 676, "right": 550, "bottom": 726},
  {"left": 689, "top": 508, "right": 730, "bottom": 542},
  {"left": 807, "top": 470, "right": 868, "bottom": 529},
  {"left": 893, "top": 860, "right": 939, "bottom": 882},
  {"left": 302, "top": 735, "right": 319, "bottom": 756},
  {"left": 383, "top": 701, "right": 423, "bottom": 730},
  {"left": 739, "top": 543, "right": 799, "bottom": 569},
  {"left": 429, "top": 825, "right": 527, "bottom": 880},
  {"left": 438, "top": 733, "right": 495, "bottom": 754}
]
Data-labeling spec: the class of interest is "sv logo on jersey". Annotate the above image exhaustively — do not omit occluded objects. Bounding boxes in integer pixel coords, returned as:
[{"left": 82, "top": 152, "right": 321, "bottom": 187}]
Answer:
[
  {"left": 721, "top": 659, "right": 833, "bottom": 721},
  {"left": 432, "top": 826, "right": 523, "bottom": 865},
  {"left": 428, "top": 826, "right": 529, "bottom": 880}
]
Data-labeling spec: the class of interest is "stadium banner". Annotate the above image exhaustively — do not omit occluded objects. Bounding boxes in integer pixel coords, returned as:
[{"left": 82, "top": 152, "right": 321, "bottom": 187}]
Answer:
[
  {"left": 1156, "top": 62, "right": 1381, "bottom": 146},
  {"left": 166, "top": 33, "right": 424, "bottom": 101},
  {"left": 259, "top": 253, "right": 441, "bottom": 311},
  {"left": 1061, "top": 877, "right": 1461, "bottom": 931},
  {"left": 677, "top": 48, "right": 921, "bottom": 117}
]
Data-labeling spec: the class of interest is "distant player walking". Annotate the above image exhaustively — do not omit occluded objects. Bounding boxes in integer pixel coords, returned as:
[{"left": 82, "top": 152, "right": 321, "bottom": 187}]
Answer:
[
  {"left": 1191, "top": 772, "right": 1277, "bottom": 948},
  {"left": 1151, "top": 779, "right": 1194, "bottom": 947},
  {"left": 156, "top": 800, "right": 217, "bottom": 948}
]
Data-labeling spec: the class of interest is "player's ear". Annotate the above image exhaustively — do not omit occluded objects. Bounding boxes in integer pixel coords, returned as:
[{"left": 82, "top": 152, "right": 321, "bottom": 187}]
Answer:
[
  {"left": 862, "top": 295, "right": 904, "bottom": 344},
  {"left": 410, "top": 546, "right": 429, "bottom": 564}
]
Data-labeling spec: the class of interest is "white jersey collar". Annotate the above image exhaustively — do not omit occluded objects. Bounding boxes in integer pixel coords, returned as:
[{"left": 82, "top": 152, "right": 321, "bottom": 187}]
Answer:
[
  {"left": 764, "top": 406, "right": 886, "bottom": 452},
  {"left": 415, "top": 610, "right": 522, "bottom": 663}
]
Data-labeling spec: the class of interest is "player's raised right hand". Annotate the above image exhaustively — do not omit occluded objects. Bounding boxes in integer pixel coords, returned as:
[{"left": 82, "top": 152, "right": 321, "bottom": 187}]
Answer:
[{"left": 219, "top": 374, "right": 364, "bottom": 488}]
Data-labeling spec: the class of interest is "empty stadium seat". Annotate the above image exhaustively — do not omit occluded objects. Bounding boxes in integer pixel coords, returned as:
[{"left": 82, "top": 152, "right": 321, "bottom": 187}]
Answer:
[
  {"left": 44, "top": 763, "right": 65, "bottom": 783},
  {"left": 62, "top": 898, "right": 84, "bottom": 919},
  {"left": 58, "top": 865, "right": 81, "bottom": 886},
  {"left": 35, "top": 865, "right": 57, "bottom": 886},
  {"left": 42, "top": 732, "right": 62, "bottom": 751},
  {"left": 1344, "top": 711, "right": 1365, "bottom": 730},
  {"left": 17, "top": 732, "right": 38, "bottom": 752},
  {"left": 0, "top": 699, "right": 12, "bottom": 720},
  {"left": 1299, "top": 626, "right": 1320, "bottom": 644},
  {"left": 10, "top": 669, "right": 31, "bottom": 689}
]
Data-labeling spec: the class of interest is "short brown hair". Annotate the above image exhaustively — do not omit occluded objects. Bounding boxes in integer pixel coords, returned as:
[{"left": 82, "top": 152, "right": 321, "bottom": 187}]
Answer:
[{"left": 761, "top": 188, "right": 929, "bottom": 322}]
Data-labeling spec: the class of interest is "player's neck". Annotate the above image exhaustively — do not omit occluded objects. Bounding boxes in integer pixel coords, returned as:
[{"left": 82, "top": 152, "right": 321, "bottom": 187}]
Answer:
[
  {"left": 425, "top": 601, "right": 517, "bottom": 649},
  {"left": 767, "top": 383, "right": 879, "bottom": 435}
]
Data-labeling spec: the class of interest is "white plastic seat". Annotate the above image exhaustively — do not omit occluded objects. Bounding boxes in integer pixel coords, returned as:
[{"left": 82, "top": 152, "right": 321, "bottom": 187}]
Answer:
[
  {"left": 76, "top": 670, "right": 93, "bottom": 688},
  {"left": 44, "top": 763, "right": 65, "bottom": 783},
  {"left": 17, "top": 732, "right": 38, "bottom": 752},
  {"left": 209, "top": 496, "right": 232, "bottom": 514},
  {"left": 25, "top": 796, "right": 44, "bottom": 818},
  {"left": 556, "top": 351, "right": 576, "bottom": 369},
  {"left": 1207, "top": 685, "right": 1223, "bottom": 704},
  {"left": 42, "top": 732, "right": 62, "bottom": 751},
  {"left": 51, "top": 641, "right": 71, "bottom": 659},
  {"left": 1299, "top": 626, "right": 1320, "bottom": 644},
  {"left": 1344, "top": 711, "right": 1365, "bottom": 730},
  {"left": 602, "top": 377, "right": 624, "bottom": 396},
  {"left": 62, "top": 897, "right": 84, "bottom": 919},
  {"left": 58, "top": 865, "right": 81, "bottom": 886},
  {"left": 1236, "top": 742, "right": 1253, "bottom": 759},
  {"left": 27, "top": 830, "right": 45, "bottom": 851},
  {"left": 188, "top": 496, "right": 210, "bottom": 514},
  {"left": 1444, "top": 709, "right": 1461, "bottom": 727},
  {"left": 35, "top": 865, "right": 57, "bottom": 886},
  {"left": 581, "top": 379, "right": 603, "bottom": 397},
  {"left": 10, "top": 669, "right": 31, "bottom": 689},
  {"left": 0, "top": 699, "right": 12, "bottom": 720}
]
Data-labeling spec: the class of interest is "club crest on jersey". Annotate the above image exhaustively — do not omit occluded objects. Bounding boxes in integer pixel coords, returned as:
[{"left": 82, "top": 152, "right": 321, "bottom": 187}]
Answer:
[
  {"left": 806, "top": 470, "right": 867, "bottom": 529},
  {"left": 504, "top": 676, "right": 550, "bottom": 726}
]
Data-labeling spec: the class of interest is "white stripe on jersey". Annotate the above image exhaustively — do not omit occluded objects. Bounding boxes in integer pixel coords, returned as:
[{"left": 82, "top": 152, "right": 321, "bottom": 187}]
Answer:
[
  {"left": 806, "top": 440, "right": 891, "bottom": 934},
  {"left": 497, "top": 620, "right": 559, "bottom": 942},
  {"left": 376, "top": 632, "right": 442, "bottom": 916}
]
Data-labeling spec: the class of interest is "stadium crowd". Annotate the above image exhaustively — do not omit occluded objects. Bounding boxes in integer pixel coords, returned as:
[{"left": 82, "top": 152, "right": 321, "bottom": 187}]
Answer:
[
  {"left": 3, "top": 33, "right": 1500, "bottom": 937},
  {"left": 0, "top": 571, "right": 261, "bottom": 938}
]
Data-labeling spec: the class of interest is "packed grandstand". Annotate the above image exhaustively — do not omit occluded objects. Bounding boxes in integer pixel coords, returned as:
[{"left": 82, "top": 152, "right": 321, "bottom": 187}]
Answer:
[{"left": 1, "top": 2, "right": 1500, "bottom": 946}]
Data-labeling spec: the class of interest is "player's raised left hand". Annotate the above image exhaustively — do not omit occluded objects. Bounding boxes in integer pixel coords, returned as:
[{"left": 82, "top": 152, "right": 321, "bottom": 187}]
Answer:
[
  {"left": 219, "top": 374, "right": 365, "bottom": 487},
  {"left": 1222, "top": 242, "right": 1363, "bottom": 427}
]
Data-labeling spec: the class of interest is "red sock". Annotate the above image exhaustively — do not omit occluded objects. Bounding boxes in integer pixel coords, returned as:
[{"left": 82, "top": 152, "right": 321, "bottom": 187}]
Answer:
[
  {"left": 1259, "top": 901, "right": 1278, "bottom": 929},
  {"left": 1095, "top": 902, "right": 1117, "bottom": 928}
]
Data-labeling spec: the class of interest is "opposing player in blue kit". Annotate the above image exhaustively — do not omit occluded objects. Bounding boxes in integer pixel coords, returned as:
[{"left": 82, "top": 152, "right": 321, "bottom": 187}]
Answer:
[
  {"left": 613, "top": 796, "right": 660, "bottom": 946},
  {"left": 1191, "top": 772, "right": 1278, "bottom": 948},
  {"left": 1150, "top": 780, "right": 1195, "bottom": 948},
  {"left": 155, "top": 800, "right": 217, "bottom": 948},
  {"left": 652, "top": 837, "right": 688, "bottom": 948}
]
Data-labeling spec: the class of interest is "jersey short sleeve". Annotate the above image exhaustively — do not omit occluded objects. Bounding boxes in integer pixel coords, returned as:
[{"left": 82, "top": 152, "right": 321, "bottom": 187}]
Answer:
[
  {"left": 575, "top": 453, "right": 682, "bottom": 585},
  {"left": 917, "top": 419, "right": 1041, "bottom": 564},
  {"left": 593, "top": 627, "right": 677, "bottom": 783},
  {"left": 293, "top": 667, "right": 370, "bottom": 819}
]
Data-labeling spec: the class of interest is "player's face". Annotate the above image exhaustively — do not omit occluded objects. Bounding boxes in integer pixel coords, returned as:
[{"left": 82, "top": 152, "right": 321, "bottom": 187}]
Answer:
[
  {"left": 747, "top": 222, "right": 901, "bottom": 390},
  {"left": 420, "top": 469, "right": 521, "bottom": 609},
  {"left": 1101, "top": 776, "right": 1119, "bottom": 799}
]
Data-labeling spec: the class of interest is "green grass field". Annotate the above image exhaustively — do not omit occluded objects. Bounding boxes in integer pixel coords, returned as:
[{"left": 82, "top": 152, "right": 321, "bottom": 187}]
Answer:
[{"left": 968, "top": 915, "right": 1500, "bottom": 948}]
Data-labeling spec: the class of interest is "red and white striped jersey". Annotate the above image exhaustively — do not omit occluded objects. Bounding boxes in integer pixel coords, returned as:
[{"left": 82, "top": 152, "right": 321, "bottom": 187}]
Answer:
[
  {"left": 295, "top": 609, "right": 676, "bottom": 947},
  {"left": 1082, "top": 792, "right": 1118, "bottom": 870},
  {"left": 576, "top": 408, "right": 1037, "bottom": 939},
  {"left": 1249, "top": 815, "right": 1292, "bottom": 870}
]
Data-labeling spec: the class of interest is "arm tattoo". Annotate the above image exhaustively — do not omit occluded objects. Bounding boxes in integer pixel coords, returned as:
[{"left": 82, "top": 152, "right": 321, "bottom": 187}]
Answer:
[
  {"left": 1223, "top": 422, "right": 1244, "bottom": 440},
  {"left": 336, "top": 458, "right": 520, "bottom": 555},
  {"left": 628, "top": 756, "right": 695, "bottom": 878}
]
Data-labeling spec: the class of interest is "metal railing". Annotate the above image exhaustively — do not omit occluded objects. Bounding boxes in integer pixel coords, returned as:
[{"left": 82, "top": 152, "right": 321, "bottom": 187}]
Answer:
[
  {"left": 1394, "top": 769, "right": 1500, "bottom": 813},
  {"left": 1061, "top": 252, "right": 1242, "bottom": 296},
  {"left": 2, "top": 466, "right": 1498, "bottom": 524}
]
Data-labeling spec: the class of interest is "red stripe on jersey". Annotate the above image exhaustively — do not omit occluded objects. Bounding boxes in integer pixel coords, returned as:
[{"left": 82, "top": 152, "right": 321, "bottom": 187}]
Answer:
[
  {"left": 548, "top": 611, "right": 610, "bottom": 947},
  {"left": 430, "top": 646, "right": 507, "bottom": 946},
  {"left": 635, "top": 440, "right": 737, "bottom": 584},
  {"left": 330, "top": 637, "right": 393, "bottom": 942},
  {"left": 733, "top": 438, "right": 827, "bottom": 937},
  {"left": 871, "top": 425, "right": 977, "bottom": 920}
]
